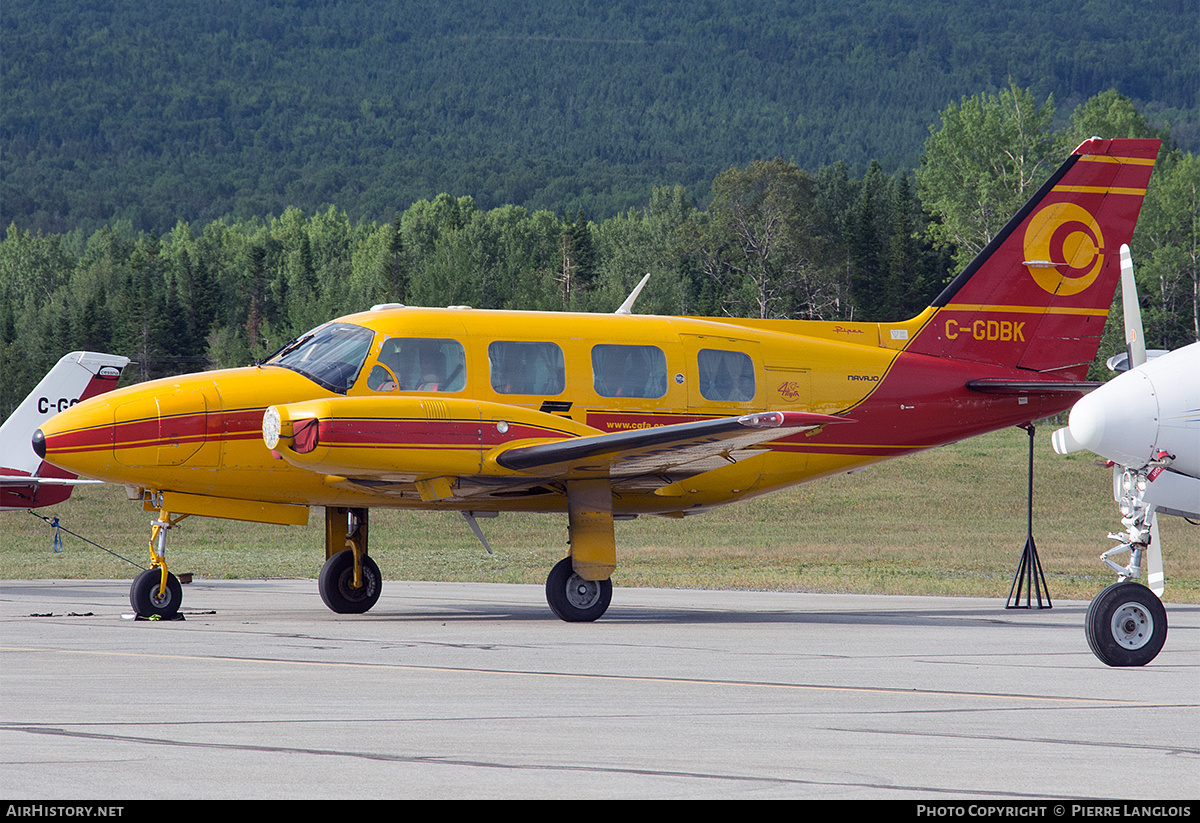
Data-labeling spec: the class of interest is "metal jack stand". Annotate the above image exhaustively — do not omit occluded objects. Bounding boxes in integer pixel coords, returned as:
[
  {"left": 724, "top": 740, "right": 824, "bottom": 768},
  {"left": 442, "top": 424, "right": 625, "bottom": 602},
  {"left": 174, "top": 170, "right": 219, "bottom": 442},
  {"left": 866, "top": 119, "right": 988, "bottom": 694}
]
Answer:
[{"left": 1007, "top": 423, "right": 1052, "bottom": 609}]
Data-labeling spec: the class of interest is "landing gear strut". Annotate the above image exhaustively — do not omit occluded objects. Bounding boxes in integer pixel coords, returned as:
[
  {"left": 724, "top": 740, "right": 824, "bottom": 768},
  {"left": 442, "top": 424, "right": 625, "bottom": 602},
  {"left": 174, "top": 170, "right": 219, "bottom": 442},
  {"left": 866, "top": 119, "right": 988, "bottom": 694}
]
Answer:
[
  {"left": 130, "top": 500, "right": 188, "bottom": 619},
  {"left": 544, "top": 480, "right": 616, "bottom": 622},
  {"left": 318, "top": 507, "right": 381, "bottom": 614}
]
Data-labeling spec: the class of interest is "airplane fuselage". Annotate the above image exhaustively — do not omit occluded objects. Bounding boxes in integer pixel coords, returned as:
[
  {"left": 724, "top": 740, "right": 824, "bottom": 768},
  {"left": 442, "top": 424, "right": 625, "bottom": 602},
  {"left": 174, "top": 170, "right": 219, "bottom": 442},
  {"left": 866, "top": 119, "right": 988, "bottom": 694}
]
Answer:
[{"left": 38, "top": 306, "right": 1082, "bottom": 519}]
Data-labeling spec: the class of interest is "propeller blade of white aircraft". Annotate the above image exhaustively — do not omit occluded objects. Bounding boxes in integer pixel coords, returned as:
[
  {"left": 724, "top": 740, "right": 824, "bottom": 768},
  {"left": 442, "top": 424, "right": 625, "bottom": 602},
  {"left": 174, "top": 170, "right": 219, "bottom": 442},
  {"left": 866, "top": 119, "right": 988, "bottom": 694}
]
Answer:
[
  {"left": 1147, "top": 509, "right": 1165, "bottom": 597},
  {"left": 1120, "top": 244, "right": 1147, "bottom": 370}
]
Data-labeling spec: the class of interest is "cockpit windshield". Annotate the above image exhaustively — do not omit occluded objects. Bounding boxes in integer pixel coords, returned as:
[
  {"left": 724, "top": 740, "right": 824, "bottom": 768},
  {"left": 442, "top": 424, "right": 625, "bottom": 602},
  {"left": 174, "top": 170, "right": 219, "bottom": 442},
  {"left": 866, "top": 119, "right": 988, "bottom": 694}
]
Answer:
[{"left": 263, "top": 322, "right": 375, "bottom": 394}]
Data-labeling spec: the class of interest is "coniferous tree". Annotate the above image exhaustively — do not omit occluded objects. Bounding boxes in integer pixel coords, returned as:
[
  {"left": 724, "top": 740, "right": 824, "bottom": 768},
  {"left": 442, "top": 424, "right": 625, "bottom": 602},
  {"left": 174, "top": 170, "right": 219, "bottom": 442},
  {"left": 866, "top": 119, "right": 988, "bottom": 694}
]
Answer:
[{"left": 846, "top": 161, "right": 892, "bottom": 320}]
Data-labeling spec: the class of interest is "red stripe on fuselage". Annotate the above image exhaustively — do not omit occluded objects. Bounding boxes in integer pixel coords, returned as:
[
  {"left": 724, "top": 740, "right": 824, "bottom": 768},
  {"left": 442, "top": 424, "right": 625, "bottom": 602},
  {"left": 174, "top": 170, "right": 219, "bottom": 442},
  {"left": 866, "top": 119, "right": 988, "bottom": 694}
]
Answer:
[{"left": 45, "top": 408, "right": 267, "bottom": 456}]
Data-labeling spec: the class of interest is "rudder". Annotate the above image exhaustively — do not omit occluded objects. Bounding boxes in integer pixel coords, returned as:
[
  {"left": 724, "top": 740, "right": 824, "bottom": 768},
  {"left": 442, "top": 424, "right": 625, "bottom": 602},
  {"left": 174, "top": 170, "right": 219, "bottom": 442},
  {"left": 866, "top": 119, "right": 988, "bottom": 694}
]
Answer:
[{"left": 906, "top": 138, "right": 1160, "bottom": 380}]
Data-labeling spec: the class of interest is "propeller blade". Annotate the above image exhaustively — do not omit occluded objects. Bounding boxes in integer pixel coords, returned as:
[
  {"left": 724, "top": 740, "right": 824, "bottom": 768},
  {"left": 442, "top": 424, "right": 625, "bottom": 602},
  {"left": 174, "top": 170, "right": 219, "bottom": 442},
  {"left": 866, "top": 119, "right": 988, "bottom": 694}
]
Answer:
[{"left": 1119, "top": 244, "right": 1147, "bottom": 370}]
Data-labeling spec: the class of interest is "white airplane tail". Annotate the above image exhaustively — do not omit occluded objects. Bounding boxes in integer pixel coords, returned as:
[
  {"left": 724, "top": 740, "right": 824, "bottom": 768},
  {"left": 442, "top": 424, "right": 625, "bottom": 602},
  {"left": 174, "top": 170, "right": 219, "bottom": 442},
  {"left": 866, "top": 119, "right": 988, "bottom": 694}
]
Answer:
[{"left": 0, "top": 351, "right": 129, "bottom": 510}]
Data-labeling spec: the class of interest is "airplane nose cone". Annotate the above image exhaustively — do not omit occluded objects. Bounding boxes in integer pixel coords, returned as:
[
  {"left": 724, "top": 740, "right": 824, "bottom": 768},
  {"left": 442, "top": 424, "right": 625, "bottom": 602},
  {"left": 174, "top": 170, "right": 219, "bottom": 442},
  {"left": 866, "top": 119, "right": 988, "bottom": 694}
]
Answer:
[
  {"left": 32, "top": 428, "right": 46, "bottom": 459},
  {"left": 1068, "top": 370, "right": 1159, "bottom": 468}
]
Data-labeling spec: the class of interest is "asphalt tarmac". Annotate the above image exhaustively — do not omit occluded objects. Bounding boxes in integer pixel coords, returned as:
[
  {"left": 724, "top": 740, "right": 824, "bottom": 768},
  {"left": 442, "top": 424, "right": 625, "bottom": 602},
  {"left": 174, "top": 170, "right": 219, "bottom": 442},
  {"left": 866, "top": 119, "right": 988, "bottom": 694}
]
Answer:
[{"left": 1, "top": 578, "right": 1197, "bottom": 800}]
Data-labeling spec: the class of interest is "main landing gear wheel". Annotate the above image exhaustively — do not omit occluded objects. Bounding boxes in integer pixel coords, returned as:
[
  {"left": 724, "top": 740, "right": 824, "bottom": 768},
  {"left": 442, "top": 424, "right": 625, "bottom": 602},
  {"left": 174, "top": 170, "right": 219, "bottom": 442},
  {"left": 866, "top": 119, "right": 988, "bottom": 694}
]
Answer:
[
  {"left": 1085, "top": 581, "right": 1167, "bottom": 667},
  {"left": 545, "top": 556, "right": 612, "bottom": 622},
  {"left": 130, "top": 568, "right": 182, "bottom": 619},
  {"left": 318, "top": 550, "right": 382, "bottom": 614}
]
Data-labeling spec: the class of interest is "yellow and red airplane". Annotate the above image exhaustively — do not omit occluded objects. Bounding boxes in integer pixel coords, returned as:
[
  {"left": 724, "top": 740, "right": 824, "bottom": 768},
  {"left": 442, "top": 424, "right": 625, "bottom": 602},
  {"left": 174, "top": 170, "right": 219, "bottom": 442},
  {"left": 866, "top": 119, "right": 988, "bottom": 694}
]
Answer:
[{"left": 34, "top": 137, "right": 1159, "bottom": 623}]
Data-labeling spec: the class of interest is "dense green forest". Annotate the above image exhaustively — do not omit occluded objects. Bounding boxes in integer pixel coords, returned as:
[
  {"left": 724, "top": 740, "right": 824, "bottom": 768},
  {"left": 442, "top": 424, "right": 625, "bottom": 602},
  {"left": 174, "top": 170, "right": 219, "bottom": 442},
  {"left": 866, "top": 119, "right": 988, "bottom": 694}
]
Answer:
[
  {"left": 2, "top": 86, "right": 1196, "bottom": 424},
  {"left": 2, "top": 0, "right": 1196, "bottom": 234},
  {"left": 1, "top": 2, "right": 1197, "bottom": 423}
]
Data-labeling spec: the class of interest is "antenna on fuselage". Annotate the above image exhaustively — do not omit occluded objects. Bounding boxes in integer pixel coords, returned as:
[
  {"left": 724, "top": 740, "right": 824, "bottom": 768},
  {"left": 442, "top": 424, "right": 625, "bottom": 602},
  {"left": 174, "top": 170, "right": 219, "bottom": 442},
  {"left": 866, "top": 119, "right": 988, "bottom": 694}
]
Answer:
[{"left": 615, "top": 273, "right": 651, "bottom": 315}]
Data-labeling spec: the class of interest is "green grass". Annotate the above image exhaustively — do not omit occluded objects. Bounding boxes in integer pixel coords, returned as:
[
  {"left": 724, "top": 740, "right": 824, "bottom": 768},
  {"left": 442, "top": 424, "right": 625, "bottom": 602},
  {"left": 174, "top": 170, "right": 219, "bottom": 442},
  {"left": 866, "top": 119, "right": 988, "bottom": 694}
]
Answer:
[{"left": 4, "top": 425, "right": 1197, "bottom": 603}]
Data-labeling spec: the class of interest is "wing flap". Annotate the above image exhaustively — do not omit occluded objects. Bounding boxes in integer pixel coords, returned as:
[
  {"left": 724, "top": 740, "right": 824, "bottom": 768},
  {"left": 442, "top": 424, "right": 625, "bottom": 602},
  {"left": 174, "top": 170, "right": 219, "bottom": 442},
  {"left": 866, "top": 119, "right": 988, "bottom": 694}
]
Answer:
[{"left": 493, "top": 411, "right": 849, "bottom": 478}]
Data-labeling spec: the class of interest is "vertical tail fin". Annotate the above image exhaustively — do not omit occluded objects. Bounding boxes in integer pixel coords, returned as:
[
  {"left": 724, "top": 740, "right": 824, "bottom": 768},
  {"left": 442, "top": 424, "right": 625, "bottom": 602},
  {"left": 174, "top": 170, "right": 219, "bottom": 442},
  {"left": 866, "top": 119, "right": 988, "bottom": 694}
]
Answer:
[
  {"left": 906, "top": 138, "right": 1160, "bottom": 379},
  {"left": 0, "top": 351, "right": 129, "bottom": 510}
]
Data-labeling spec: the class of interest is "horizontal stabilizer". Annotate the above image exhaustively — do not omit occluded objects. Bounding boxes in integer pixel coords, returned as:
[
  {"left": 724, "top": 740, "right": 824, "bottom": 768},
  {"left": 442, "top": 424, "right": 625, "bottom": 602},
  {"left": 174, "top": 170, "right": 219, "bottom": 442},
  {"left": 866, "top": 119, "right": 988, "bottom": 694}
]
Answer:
[
  {"left": 966, "top": 379, "right": 1102, "bottom": 394},
  {"left": 0, "top": 475, "right": 105, "bottom": 487},
  {"left": 1105, "top": 350, "right": 1169, "bottom": 373}
]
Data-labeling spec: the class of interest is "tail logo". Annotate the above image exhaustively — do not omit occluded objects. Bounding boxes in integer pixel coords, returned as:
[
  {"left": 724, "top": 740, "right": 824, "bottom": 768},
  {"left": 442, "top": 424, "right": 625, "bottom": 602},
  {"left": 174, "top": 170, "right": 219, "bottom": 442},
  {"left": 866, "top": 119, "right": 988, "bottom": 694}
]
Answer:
[{"left": 1022, "top": 202, "right": 1105, "bottom": 296}]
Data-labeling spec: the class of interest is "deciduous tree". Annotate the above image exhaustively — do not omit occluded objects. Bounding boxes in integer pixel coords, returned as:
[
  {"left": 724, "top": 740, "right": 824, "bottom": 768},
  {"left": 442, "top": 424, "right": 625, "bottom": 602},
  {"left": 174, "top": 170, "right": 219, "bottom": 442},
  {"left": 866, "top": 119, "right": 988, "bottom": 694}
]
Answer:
[{"left": 917, "top": 82, "right": 1056, "bottom": 268}]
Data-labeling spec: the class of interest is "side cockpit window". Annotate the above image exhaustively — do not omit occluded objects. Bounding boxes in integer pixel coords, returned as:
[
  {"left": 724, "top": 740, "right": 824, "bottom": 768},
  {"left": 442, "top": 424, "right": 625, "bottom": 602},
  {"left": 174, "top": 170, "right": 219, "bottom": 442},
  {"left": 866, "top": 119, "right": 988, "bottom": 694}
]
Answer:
[
  {"left": 265, "top": 322, "right": 375, "bottom": 394},
  {"left": 489, "top": 341, "right": 565, "bottom": 395},
  {"left": 592, "top": 344, "right": 667, "bottom": 398},
  {"left": 367, "top": 338, "right": 466, "bottom": 392}
]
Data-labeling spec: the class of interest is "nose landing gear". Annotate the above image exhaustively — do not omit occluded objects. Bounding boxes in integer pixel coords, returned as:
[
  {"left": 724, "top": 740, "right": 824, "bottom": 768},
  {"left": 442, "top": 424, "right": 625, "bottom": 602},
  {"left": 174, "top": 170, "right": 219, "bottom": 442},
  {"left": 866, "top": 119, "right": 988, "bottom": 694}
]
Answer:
[
  {"left": 128, "top": 501, "right": 189, "bottom": 619},
  {"left": 1085, "top": 466, "right": 1169, "bottom": 666}
]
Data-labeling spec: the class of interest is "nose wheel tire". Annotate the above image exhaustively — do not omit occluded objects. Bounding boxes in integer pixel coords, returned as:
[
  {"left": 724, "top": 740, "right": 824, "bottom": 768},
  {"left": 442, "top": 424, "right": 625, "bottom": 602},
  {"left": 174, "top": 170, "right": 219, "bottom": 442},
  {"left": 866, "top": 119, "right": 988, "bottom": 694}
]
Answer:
[
  {"left": 545, "top": 557, "right": 612, "bottom": 622},
  {"left": 1085, "top": 581, "right": 1167, "bottom": 667},
  {"left": 130, "top": 568, "right": 182, "bottom": 619},
  {"left": 318, "top": 550, "right": 382, "bottom": 614}
]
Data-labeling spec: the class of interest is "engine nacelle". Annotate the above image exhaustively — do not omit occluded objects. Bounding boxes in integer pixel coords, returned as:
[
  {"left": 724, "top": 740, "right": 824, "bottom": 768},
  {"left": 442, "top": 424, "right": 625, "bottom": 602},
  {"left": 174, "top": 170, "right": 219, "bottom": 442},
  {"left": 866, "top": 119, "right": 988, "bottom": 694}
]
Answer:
[
  {"left": 264, "top": 395, "right": 596, "bottom": 482},
  {"left": 1058, "top": 342, "right": 1200, "bottom": 481}
]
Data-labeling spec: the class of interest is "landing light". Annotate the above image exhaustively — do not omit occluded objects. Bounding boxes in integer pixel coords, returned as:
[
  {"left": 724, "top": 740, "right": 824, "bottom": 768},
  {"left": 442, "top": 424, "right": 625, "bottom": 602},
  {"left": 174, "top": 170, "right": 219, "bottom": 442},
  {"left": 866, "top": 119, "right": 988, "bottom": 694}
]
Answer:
[
  {"left": 739, "top": 412, "right": 784, "bottom": 429},
  {"left": 263, "top": 406, "right": 282, "bottom": 450}
]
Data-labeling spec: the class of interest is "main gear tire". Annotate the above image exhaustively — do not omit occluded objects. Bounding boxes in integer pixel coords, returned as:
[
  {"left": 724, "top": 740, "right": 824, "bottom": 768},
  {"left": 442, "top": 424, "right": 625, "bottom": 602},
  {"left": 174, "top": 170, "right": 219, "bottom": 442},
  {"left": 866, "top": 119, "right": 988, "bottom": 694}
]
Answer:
[
  {"left": 545, "top": 556, "right": 612, "bottom": 622},
  {"left": 318, "top": 550, "right": 382, "bottom": 614}
]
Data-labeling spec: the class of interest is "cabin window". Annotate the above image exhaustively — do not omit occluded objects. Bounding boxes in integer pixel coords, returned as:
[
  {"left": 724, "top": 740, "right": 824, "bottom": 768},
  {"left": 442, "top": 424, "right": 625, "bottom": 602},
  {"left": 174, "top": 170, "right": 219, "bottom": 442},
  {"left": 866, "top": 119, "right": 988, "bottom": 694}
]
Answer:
[
  {"left": 266, "top": 322, "right": 375, "bottom": 394},
  {"left": 697, "top": 349, "right": 756, "bottom": 402},
  {"left": 591, "top": 344, "right": 668, "bottom": 398},
  {"left": 367, "top": 338, "right": 466, "bottom": 392},
  {"left": 488, "top": 341, "right": 565, "bottom": 395}
]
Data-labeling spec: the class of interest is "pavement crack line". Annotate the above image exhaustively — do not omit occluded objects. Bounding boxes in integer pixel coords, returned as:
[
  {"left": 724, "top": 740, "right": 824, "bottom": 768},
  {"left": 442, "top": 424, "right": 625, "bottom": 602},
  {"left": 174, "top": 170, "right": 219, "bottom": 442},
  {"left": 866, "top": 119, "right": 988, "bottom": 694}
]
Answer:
[{"left": 0, "top": 724, "right": 1065, "bottom": 799}]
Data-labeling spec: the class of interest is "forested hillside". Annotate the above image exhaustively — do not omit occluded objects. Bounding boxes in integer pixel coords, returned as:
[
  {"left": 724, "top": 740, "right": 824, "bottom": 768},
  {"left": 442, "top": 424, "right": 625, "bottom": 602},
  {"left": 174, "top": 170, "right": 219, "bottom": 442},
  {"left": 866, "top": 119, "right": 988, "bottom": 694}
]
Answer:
[
  {"left": 2, "top": 2, "right": 1197, "bottom": 423},
  {"left": 3, "top": 0, "right": 1196, "bottom": 234},
  {"left": 3, "top": 86, "right": 1196, "bottom": 425}
]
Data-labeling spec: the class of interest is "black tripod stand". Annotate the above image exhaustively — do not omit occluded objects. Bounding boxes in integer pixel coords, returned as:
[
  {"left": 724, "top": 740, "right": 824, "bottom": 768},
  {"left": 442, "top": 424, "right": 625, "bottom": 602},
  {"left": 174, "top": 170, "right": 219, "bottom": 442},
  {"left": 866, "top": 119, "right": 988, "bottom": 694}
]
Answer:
[{"left": 1006, "top": 423, "right": 1052, "bottom": 609}]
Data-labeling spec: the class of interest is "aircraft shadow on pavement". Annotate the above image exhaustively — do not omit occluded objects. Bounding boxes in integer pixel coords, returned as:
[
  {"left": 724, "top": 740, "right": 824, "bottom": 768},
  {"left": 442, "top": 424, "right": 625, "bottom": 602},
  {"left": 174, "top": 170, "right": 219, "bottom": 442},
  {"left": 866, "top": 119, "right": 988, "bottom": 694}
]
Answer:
[{"left": 357, "top": 600, "right": 1092, "bottom": 629}]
